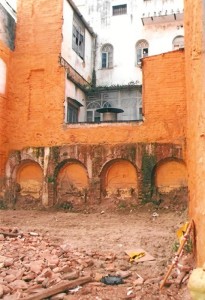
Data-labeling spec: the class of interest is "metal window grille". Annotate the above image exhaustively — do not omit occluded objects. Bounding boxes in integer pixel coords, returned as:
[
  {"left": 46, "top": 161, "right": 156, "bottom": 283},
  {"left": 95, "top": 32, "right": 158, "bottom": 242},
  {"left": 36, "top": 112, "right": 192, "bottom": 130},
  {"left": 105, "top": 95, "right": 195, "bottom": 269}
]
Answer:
[{"left": 112, "top": 4, "right": 127, "bottom": 16}]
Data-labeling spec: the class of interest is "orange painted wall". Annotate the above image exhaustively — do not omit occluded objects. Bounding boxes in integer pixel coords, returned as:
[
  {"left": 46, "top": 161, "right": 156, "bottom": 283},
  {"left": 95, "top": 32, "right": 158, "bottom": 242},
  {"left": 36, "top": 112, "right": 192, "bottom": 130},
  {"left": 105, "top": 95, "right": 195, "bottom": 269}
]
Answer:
[
  {"left": 105, "top": 160, "right": 137, "bottom": 190},
  {"left": 142, "top": 51, "right": 186, "bottom": 144},
  {"left": 184, "top": 0, "right": 205, "bottom": 265},
  {"left": 57, "top": 163, "right": 89, "bottom": 189},
  {"left": 155, "top": 160, "right": 187, "bottom": 192},
  {"left": 0, "top": 40, "right": 11, "bottom": 178},
  {"left": 7, "top": 0, "right": 65, "bottom": 150},
  {"left": 16, "top": 161, "right": 43, "bottom": 199},
  {"left": 8, "top": 2, "right": 186, "bottom": 149}
]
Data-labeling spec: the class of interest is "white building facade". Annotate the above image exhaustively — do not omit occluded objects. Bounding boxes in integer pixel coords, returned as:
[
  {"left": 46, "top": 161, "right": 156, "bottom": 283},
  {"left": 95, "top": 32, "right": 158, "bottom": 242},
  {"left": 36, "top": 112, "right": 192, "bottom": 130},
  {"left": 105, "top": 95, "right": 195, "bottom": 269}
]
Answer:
[
  {"left": 61, "top": 0, "right": 96, "bottom": 123},
  {"left": 61, "top": 0, "right": 184, "bottom": 123},
  {"left": 73, "top": 0, "right": 184, "bottom": 86}
]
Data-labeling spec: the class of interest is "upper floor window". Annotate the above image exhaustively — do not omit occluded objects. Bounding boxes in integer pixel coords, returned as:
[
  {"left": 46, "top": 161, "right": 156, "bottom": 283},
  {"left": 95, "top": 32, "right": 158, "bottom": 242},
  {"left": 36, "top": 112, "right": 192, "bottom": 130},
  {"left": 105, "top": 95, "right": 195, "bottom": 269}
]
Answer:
[
  {"left": 101, "top": 44, "right": 113, "bottom": 69},
  {"left": 72, "top": 14, "right": 85, "bottom": 59},
  {"left": 136, "top": 39, "right": 149, "bottom": 64},
  {"left": 172, "top": 36, "right": 184, "bottom": 50},
  {"left": 66, "top": 98, "right": 83, "bottom": 124},
  {"left": 112, "top": 4, "right": 127, "bottom": 16},
  {"left": 86, "top": 89, "right": 142, "bottom": 123}
]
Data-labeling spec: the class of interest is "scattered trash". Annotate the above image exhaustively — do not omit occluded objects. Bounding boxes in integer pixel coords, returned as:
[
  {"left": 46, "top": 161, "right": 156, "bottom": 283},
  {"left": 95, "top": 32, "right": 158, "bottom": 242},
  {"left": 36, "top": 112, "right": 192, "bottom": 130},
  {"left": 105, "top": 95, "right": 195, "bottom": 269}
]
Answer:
[
  {"left": 152, "top": 212, "right": 159, "bottom": 218},
  {"left": 29, "top": 232, "right": 39, "bottom": 236},
  {"left": 128, "top": 251, "right": 145, "bottom": 262},
  {"left": 127, "top": 289, "right": 134, "bottom": 296},
  {"left": 125, "top": 248, "right": 155, "bottom": 263},
  {"left": 100, "top": 275, "right": 124, "bottom": 285},
  {"left": 69, "top": 285, "right": 82, "bottom": 293},
  {"left": 177, "top": 222, "right": 189, "bottom": 243}
]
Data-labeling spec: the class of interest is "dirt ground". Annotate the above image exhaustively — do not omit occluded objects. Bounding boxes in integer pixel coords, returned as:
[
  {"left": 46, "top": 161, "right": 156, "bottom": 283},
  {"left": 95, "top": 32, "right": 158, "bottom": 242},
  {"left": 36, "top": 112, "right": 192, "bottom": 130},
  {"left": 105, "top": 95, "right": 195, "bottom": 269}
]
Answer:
[{"left": 0, "top": 203, "right": 193, "bottom": 300}]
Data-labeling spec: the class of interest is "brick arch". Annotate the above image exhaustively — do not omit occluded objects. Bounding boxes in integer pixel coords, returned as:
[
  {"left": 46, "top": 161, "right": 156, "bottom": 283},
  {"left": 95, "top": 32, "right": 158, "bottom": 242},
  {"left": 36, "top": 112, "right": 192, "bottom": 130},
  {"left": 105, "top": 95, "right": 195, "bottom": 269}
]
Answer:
[
  {"left": 55, "top": 160, "right": 89, "bottom": 205},
  {"left": 153, "top": 158, "right": 187, "bottom": 193},
  {"left": 100, "top": 159, "right": 138, "bottom": 197},
  {"left": 15, "top": 160, "right": 43, "bottom": 199}
]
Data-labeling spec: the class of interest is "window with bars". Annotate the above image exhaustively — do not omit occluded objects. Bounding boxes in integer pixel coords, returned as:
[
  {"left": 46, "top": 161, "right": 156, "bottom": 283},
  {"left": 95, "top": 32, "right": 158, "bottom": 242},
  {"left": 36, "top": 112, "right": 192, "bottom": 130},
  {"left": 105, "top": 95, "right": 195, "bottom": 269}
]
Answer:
[
  {"left": 136, "top": 40, "right": 149, "bottom": 64},
  {"left": 112, "top": 4, "right": 127, "bottom": 16},
  {"left": 72, "top": 14, "right": 85, "bottom": 59},
  {"left": 101, "top": 44, "right": 113, "bottom": 69},
  {"left": 86, "top": 89, "right": 142, "bottom": 122}
]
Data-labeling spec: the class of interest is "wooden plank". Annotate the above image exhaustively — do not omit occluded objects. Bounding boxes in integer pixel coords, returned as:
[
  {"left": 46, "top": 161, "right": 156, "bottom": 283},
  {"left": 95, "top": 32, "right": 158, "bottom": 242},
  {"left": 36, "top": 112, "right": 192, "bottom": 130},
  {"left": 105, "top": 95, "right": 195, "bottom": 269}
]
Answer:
[
  {"left": 22, "top": 276, "right": 92, "bottom": 300},
  {"left": 160, "top": 219, "right": 194, "bottom": 289}
]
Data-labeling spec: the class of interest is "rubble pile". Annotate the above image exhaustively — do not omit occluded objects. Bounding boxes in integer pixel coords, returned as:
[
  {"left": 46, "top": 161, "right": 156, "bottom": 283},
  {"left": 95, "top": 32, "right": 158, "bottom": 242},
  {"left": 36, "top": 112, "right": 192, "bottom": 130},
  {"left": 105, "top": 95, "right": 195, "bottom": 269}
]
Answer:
[{"left": 0, "top": 227, "right": 191, "bottom": 300}]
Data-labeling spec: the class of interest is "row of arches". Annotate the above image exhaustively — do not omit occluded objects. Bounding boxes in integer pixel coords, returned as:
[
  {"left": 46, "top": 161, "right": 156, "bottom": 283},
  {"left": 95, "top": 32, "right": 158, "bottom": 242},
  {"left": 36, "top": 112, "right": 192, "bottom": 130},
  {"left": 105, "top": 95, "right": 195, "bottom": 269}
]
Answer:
[{"left": 12, "top": 157, "right": 187, "bottom": 205}]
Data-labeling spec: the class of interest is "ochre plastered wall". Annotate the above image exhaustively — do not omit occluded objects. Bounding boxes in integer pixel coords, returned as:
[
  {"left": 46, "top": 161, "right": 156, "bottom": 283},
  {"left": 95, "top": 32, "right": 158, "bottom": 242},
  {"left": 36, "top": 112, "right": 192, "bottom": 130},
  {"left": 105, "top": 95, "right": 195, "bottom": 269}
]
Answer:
[
  {"left": 0, "top": 40, "right": 11, "bottom": 179},
  {"left": 16, "top": 161, "right": 43, "bottom": 199},
  {"left": 2, "top": 0, "right": 187, "bottom": 209},
  {"left": 7, "top": 0, "right": 65, "bottom": 150},
  {"left": 184, "top": 0, "right": 205, "bottom": 266},
  {"left": 155, "top": 160, "right": 187, "bottom": 193},
  {"left": 142, "top": 50, "right": 186, "bottom": 144},
  {"left": 8, "top": 18, "right": 186, "bottom": 149}
]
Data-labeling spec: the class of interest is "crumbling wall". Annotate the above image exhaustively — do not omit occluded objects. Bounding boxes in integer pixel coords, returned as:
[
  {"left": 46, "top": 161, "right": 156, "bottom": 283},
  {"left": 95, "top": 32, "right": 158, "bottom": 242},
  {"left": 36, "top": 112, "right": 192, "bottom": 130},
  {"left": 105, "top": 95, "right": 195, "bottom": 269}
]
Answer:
[
  {"left": 1, "top": 0, "right": 187, "bottom": 211},
  {"left": 4, "top": 143, "right": 187, "bottom": 209}
]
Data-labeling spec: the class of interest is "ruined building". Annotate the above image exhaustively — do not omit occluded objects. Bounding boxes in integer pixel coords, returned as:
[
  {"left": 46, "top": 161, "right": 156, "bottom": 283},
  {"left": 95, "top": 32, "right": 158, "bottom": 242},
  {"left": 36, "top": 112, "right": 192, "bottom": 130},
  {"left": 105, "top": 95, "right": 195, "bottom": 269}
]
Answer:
[
  {"left": 0, "top": 0, "right": 187, "bottom": 208},
  {"left": 0, "top": 0, "right": 205, "bottom": 265},
  {"left": 0, "top": 0, "right": 204, "bottom": 264}
]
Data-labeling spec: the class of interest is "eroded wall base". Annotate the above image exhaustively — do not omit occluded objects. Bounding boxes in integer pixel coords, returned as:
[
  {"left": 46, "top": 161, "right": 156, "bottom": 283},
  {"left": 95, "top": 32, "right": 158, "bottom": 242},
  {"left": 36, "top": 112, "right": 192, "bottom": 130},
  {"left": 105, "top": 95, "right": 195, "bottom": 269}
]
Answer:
[{"left": 1, "top": 143, "right": 188, "bottom": 210}]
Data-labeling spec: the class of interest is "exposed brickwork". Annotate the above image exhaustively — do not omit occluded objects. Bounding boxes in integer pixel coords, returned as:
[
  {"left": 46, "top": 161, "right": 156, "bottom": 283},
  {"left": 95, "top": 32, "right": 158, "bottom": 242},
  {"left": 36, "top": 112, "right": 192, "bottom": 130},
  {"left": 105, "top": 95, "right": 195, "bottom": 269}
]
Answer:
[{"left": 142, "top": 50, "right": 186, "bottom": 145}]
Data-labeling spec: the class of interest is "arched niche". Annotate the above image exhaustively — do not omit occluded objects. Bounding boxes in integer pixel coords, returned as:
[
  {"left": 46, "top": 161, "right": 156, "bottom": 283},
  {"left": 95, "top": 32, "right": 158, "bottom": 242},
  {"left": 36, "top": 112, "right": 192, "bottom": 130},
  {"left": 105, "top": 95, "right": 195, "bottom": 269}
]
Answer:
[
  {"left": 101, "top": 159, "right": 138, "bottom": 198},
  {"left": 154, "top": 159, "right": 187, "bottom": 193},
  {"left": 16, "top": 160, "right": 43, "bottom": 199},
  {"left": 56, "top": 161, "right": 89, "bottom": 205}
]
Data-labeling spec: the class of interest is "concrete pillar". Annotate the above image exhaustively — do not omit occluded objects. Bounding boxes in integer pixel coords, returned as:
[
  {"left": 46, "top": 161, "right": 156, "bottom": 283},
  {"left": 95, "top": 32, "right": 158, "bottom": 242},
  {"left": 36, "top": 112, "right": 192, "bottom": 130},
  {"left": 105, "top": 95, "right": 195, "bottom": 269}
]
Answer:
[{"left": 185, "top": 0, "right": 205, "bottom": 266}]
